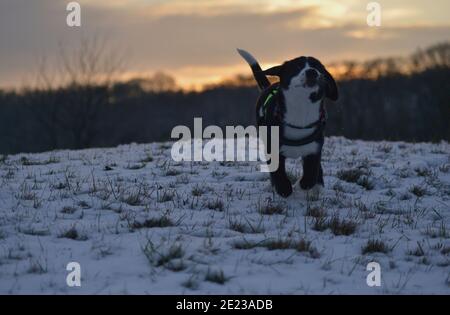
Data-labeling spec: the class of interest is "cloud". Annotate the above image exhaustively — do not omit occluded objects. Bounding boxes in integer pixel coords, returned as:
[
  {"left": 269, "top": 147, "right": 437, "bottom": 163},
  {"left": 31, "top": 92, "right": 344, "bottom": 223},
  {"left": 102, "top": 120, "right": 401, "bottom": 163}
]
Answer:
[{"left": 0, "top": 0, "right": 449, "bottom": 88}]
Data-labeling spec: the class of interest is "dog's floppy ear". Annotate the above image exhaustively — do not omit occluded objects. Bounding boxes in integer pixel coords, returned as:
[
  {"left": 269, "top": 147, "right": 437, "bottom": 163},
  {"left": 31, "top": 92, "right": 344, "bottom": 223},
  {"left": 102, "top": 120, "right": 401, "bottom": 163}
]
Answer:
[
  {"left": 322, "top": 67, "right": 338, "bottom": 101},
  {"left": 262, "top": 65, "right": 282, "bottom": 77}
]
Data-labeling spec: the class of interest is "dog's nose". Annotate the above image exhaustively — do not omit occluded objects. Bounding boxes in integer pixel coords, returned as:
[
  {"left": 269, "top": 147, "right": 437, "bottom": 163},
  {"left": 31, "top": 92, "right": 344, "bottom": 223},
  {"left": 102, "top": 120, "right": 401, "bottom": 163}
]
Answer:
[{"left": 305, "top": 69, "right": 318, "bottom": 80}]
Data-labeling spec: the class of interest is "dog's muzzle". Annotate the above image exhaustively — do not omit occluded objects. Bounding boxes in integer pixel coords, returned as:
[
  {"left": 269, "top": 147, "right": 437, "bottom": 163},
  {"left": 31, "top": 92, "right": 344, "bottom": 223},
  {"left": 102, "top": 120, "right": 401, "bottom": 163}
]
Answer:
[{"left": 305, "top": 69, "right": 319, "bottom": 87}]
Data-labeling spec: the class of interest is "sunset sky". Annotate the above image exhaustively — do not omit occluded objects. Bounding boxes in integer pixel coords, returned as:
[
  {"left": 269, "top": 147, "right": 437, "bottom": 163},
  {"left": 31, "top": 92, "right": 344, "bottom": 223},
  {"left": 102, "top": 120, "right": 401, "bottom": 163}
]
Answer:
[{"left": 1, "top": 0, "right": 449, "bottom": 89}]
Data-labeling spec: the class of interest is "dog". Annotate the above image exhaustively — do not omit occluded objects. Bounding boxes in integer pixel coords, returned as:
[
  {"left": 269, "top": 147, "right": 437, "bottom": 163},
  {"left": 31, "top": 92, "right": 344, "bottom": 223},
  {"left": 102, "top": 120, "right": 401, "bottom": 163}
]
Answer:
[{"left": 237, "top": 49, "right": 338, "bottom": 197}]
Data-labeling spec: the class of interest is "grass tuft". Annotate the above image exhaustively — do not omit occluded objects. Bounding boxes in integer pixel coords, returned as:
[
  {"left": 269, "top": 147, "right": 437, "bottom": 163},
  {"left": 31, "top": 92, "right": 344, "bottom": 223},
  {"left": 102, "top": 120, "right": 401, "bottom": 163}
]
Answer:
[
  {"left": 410, "top": 185, "right": 427, "bottom": 197},
  {"left": 312, "top": 216, "right": 358, "bottom": 236},
  {"left": 232, "top": 238, "right": 319, "bottom": 257},
  {"left": 125, "top": 163, "right": 146, "bottom": 170},
  {"left": 121, "top": 193, "right": 142, "bottom": 206},
  {"left": 58, "top": 227, "right": 87, "bottom": 241},
  {"left": 362, "top": 239, "right": 390, "bottom": 254},
  {"left": 305, "top": 207, "right": 327, "bottom": 218},
  {"left": 357, "top": 176, "right": 375, "bottom": 190},
  {"left": 165, "top": 168, "right": 182, "bottom": 176},
  {"left": 21, "top": 156, "right": 59, "bottom": 166},
  {"left": 408, "top": 244, "right": 425, "bottom": 257},
  {"left": 441, "top": 246, "right": 450, "bottom": 255},
  {"left": 182, "top": 276, "right": 200, "bottom": 290},
  {"left": 205, "top": 269, "right": 229, "bottom": 285},
  {"left": 312, "top": 217, "right": 329, "bottom": 232},
  {"left": 131, "top": 217, "right": 174, "bottom": 230},
  {"left": 192, "top": 185, "right": 206, "bottom": 197},
  {"left": 329, "top": 216, "right": 358, "bottom": 236},
  {"left": 337, "top": 168, "right": 368, "bottom": 183},
  {"left": 157, "top": 189, "right": 175, "bottom": 203},
  {"left": 143, "top": 242, "right": 184, "bottom": 267},
  {"left": 61, "top": 206, "right": 77, "bottom": 214},
  {"left": 205, "top": 199, "right": 225, "bottom": 211},
  {"left": 258, "top": 200, "right": 286, "bottom": 215}
]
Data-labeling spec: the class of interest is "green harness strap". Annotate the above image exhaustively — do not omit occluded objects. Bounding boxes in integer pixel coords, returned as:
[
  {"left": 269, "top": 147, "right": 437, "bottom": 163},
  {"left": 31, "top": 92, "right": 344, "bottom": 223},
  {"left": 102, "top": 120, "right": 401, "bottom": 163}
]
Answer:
[{"left": 262, "top": 89, "right": 278, "bottom": 115}]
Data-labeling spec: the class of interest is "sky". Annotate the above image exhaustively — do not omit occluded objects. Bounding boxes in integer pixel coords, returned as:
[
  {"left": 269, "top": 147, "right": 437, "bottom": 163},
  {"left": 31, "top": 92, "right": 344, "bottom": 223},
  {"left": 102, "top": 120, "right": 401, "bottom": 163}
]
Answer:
[{"left": 0, "top": 0, "right": 449, "bottom": 89}]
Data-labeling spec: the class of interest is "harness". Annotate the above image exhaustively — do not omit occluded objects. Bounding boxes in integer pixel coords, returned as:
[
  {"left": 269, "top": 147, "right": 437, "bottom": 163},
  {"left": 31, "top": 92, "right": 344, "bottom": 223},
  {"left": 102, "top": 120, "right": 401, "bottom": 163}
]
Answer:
[{"left": 262, "top": 88, "right": 326, "bottom": 147}]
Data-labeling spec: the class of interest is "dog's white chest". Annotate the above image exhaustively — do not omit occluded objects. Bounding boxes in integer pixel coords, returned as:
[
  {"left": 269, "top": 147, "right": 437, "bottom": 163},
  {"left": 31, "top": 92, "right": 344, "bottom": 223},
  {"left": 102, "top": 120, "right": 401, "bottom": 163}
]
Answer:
[
  {"left": 279, "top": 86, "right": 321, "bottom": 159},
  {"left": 283, "top": 86, "right": 321, "bottom": 128}
]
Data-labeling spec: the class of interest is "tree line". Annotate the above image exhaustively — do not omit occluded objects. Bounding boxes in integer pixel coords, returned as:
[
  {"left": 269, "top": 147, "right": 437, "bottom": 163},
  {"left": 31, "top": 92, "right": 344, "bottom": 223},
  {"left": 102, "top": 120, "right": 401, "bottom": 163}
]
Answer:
[{"left": 0, "top": 42, "right": 448, "bottom": 155}]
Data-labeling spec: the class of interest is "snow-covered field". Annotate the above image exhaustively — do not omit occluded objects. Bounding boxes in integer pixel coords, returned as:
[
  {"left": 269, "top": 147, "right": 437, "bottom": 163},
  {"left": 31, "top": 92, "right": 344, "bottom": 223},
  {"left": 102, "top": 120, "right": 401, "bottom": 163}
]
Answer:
[{"left": 0, "top": 137, "right": 449, "bottom": 294}]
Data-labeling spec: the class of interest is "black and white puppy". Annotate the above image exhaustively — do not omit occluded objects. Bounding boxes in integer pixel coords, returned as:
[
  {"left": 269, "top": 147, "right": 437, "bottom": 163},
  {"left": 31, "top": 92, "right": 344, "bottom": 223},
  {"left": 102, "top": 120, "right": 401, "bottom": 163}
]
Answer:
[{"left": 237, "top": 49, "right": 338, "bottom": 197}]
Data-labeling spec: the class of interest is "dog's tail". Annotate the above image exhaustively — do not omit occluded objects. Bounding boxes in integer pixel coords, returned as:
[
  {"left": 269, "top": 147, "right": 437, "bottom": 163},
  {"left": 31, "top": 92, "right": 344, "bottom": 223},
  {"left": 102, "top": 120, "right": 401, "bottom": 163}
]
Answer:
[{"left": 237, "top": 49, "right": 270, "bottom": 90}]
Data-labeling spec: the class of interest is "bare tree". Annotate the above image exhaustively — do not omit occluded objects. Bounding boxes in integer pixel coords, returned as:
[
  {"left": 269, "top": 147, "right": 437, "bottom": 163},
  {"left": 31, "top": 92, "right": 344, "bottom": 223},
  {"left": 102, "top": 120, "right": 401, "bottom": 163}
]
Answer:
[
  {"left": 141, "top": 72, "right": 178, "bottom": 92},
  {"left": 23, "top": 57, "right": 62, "bottom": 149},
  {"left": 28, "top": 36, "right": 124, "bottom": 149},
  {"left": 411, "top": 42, "right": 450, "bottom": 72}
]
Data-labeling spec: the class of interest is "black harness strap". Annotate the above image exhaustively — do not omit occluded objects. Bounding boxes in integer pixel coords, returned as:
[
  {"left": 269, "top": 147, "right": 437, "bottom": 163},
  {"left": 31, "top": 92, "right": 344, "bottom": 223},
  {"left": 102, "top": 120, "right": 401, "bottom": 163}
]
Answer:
[
  {"left": 280, "top": 121, "right": 325, "bottom": 146},
  {"left": 285, "top": 119, "right": 321, "bottom": 130}
]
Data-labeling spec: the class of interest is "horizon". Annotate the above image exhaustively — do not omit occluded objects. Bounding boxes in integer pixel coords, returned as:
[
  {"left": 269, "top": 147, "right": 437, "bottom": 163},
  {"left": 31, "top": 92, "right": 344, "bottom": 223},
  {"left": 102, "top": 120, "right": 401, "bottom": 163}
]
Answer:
[{"left": 1, "top": 0, "right": 450, "bottom": 90}]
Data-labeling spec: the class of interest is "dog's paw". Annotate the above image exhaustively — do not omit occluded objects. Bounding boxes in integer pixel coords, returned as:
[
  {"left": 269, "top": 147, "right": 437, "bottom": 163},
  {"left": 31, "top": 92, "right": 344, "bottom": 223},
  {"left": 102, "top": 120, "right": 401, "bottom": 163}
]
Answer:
[
  {"left": 300, "top": 178, "right": 313, "bottom": 190},
  {"left": 274, "top": 181, "right": 293, "bottom": 198}
]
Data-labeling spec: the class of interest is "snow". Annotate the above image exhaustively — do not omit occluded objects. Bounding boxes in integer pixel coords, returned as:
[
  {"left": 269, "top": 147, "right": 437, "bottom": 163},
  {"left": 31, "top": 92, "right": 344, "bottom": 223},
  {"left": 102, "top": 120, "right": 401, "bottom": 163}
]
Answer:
[{"left": 0, "top": 137, "right": 449, "bottom": 294}]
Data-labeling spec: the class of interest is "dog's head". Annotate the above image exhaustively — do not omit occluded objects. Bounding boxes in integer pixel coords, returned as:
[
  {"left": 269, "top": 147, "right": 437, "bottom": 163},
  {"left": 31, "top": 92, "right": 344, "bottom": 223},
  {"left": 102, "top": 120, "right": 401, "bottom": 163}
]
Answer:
[{"left": 263, "top": 56, "right": 338, "bottom": 101}]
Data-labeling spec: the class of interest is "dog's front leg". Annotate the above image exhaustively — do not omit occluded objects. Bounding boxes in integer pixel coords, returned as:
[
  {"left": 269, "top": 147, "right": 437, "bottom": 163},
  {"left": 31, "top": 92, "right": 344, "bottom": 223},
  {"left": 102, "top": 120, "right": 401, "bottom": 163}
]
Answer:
[
  {"left": 318, "top": 162, "right": 324, "bottom": 186},
  {"left": 270, "top": 155, "right": 292, "bottom": 197},
  {"left": 300, "top": 154, "right": 321, "bottom": 190}
]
